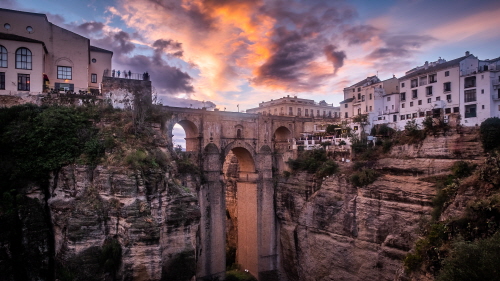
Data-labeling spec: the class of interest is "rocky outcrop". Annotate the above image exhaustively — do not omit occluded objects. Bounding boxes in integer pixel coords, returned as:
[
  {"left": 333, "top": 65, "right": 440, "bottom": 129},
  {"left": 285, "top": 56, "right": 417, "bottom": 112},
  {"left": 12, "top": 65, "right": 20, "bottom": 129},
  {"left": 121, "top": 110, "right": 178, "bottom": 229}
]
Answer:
[
  {"left": 18, "top": 164, "right": 201, "bottom": 281},
  {"left": 390, "top": 130, "right": 482, "bottom": 160},
  {"left": 276, "top": 169, "right": 436, "bottom": 281}
]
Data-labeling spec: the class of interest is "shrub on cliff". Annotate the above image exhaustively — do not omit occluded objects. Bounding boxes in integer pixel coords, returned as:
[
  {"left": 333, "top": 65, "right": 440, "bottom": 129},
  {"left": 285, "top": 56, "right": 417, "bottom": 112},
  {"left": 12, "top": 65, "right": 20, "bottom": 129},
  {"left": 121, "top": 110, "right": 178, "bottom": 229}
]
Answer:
[
  {"left": 0, "top": 104, "right": 103, "bottom": 186},
  {"left": 436, "top": 232, "right": 500, "bottom": 281},
  {"left": 349, "top": 168, "right": 379, "bottom": 187},
  {"left": 287, "top": 149, "right": 339, "bottom": 178},
  {"left": 480, "top": 117, "right": 500, "bottom": 152}
]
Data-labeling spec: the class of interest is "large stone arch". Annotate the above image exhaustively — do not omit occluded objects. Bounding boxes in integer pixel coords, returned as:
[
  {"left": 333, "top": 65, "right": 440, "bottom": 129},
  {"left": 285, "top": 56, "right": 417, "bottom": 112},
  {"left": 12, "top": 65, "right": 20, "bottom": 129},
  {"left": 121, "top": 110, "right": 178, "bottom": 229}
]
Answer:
[{"left": 221, "top": 140, "right": 259, "bottom": 277}]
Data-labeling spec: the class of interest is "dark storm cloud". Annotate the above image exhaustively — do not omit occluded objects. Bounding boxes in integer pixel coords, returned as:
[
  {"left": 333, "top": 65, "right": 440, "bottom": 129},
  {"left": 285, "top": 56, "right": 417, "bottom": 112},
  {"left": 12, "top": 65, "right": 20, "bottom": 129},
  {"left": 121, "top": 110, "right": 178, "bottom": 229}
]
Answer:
[
  {"left": 122, "top": 54, "right": 194, "bottom": 95},
  {"left": 324, "top": 45, "right": 346, "bottom": 74},
  {"left": 256, "top": 27, "right": 315, "bottom": 82},
  {"left": 342, "top": 25, "right": 379, "bottom": 45},
  {"left": 251, "top": 2, "right": 354, "bottom": 90},
  {"left": 367, "top": 34, "right": 435, "bottom": 59},
  {"left": 152, "top": 39, "right": 183, "bottom": 58}
]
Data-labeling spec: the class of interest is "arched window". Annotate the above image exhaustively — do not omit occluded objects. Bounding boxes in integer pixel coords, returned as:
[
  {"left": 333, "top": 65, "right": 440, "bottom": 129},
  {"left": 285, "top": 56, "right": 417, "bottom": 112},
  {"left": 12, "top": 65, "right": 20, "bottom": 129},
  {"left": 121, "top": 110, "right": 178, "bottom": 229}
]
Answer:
[
  {"left": 0, "top": 45, "right": 7, "bottom": 68},
  {"left": 237, "top": 129, "right": 242, "bottom": 138},
  {"left": 16, "top": 47, "right": 32, "bottom": 69}
]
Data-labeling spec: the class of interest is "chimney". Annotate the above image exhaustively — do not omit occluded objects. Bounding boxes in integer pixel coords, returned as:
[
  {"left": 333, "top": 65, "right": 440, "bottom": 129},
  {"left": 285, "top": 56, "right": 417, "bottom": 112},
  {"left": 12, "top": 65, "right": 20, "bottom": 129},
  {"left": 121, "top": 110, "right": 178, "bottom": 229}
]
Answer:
[{"left": 466, "top": 51, "right": 470, "bottom": 56}]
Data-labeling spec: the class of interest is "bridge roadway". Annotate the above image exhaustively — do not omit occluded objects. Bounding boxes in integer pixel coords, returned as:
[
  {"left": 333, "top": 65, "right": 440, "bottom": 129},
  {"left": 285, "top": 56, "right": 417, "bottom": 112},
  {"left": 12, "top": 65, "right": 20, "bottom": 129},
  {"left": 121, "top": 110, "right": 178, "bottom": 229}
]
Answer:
[{"left": 163, "top": 106, "right": 336, "bottom": 280}]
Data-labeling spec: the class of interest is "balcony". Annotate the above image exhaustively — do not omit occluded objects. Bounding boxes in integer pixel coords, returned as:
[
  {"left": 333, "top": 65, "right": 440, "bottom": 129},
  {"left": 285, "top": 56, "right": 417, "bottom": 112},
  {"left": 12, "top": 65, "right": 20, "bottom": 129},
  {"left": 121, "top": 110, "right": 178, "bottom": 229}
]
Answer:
[{"left": 492, "top": 94, "right": 500, "bottom": 101}]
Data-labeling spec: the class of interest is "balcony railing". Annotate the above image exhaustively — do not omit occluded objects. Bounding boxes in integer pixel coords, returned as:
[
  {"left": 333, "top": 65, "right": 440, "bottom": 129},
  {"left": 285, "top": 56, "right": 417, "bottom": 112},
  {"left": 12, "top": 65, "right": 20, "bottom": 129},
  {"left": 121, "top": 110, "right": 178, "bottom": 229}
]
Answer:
[{"left": 103, "top": 69, "right": 150, "bottom": 81}]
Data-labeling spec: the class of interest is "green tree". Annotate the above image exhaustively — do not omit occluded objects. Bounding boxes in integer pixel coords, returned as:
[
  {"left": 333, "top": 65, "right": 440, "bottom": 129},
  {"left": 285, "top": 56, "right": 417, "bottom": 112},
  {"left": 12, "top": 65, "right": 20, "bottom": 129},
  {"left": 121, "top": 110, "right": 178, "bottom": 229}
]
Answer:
[{"left": 480, "top": 117, "right": 500, "bottom": 152}]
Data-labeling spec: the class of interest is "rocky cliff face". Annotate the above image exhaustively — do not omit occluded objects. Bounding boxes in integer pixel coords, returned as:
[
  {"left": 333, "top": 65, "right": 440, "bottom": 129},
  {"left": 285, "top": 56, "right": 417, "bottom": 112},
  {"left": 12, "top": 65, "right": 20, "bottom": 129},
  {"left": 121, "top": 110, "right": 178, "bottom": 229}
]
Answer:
[
  {"left": 11, "top": 162, "right": 200, "bottom": 281},
  {"left": 276, "top": 132, "right": 483, "bottom": 281}
]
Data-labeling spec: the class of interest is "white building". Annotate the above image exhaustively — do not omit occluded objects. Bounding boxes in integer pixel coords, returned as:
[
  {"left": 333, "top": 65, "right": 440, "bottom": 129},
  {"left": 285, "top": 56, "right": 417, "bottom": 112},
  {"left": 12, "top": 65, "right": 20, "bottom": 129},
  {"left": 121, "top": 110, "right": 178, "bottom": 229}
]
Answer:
[
  {"left": 340, "top": 75, "right": 399, "bottom": 133},
  {"left": 0, "top": 8, "right": 112, "bottom": 100},
  {"left": 459, "top": 55, "right": 500, "bottom": 126},
  {"left": 246, "top": 95, "right": 340, "bottom": 118},
  {"left": 395, "top": 52, "right": 500, "bottom": 129}
]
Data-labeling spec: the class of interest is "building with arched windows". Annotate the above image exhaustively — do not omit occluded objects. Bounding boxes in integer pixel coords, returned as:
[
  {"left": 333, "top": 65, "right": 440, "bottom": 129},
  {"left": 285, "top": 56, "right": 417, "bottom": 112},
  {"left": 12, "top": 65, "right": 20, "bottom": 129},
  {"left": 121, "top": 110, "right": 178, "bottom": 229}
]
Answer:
[{"left": 0, "top": 8, "right": 112, "bottom": 99}]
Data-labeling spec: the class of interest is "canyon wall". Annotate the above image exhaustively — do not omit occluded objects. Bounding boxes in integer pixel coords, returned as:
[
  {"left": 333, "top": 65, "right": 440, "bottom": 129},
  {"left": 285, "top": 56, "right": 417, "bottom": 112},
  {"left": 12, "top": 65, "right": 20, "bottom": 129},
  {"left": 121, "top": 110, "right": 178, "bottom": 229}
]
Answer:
[{"left": 276, "top": 131, "right": 484, "bottom": 281}]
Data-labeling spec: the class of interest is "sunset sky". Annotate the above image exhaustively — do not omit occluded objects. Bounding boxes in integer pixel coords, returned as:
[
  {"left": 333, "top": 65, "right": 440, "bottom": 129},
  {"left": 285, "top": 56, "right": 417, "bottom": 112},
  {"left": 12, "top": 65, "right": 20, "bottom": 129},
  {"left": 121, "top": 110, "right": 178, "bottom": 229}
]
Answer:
[{"left": 3, "top": 0, "right": 500, "bottom": 113}]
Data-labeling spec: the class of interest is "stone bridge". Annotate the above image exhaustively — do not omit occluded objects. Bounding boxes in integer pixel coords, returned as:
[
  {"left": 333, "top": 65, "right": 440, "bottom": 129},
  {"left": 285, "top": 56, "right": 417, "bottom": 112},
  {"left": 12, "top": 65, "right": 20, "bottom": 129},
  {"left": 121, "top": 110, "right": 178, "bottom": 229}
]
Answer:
[{"left": 163, "top": 106, "right": 333, "bottom": 280}]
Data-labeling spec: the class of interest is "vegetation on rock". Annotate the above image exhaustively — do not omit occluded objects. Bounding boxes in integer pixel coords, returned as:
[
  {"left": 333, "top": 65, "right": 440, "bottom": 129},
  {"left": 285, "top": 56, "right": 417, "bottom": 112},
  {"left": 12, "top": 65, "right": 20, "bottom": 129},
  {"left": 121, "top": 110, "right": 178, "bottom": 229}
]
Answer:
[{"left": 480, "top": 117, "right": 500, "bottom": 152}]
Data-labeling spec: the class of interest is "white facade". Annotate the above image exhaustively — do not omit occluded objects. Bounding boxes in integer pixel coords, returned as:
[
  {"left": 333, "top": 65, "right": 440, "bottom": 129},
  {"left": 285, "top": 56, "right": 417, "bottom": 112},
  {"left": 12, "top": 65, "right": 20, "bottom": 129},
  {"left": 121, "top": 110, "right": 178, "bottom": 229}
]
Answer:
[
  {"left": 460, "top": 56, "right": 500, "bottom": 126},
  {"left": 0, "top": 8, "right": 112, "bottom": 97},
  {"left": 340, "top": 52, "right": 500, "bottom": 132}
]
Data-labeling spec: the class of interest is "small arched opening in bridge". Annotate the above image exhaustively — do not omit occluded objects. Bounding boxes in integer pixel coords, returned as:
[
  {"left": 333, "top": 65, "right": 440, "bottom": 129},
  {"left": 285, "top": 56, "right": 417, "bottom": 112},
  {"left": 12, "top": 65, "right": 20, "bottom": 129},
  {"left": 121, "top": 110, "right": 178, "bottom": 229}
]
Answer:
[
  {"left": 172, "top": 120, "right": 199, "bottom": 152},
  {"left": 274, "top": 126, "right": 291, "bottom": 142},
  {"left": 223, "top": 145, "right": 258, "bottom": 278}
]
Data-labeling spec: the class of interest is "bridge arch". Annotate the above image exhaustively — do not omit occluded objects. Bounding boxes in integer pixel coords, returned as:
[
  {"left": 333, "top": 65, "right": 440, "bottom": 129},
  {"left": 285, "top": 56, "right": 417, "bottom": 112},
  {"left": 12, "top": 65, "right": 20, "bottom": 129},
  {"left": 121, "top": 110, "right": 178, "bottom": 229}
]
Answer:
[
  {"left": 171, "top": 119, "right": 199, "bottom": 151},
  {"left": 274, "top": 126, "right": 291, "bottom": 141}
]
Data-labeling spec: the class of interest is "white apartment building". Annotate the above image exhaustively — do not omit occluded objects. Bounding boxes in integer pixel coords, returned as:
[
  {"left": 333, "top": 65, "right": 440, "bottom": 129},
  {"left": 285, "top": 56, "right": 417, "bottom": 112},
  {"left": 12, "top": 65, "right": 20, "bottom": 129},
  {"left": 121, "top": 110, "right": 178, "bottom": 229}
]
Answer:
[
  {"left": 246, "top": 95, "right": 340, "bottom": 118},
  {"left": 340, "top": 75, "right": 398, "bottom": 134},
  {"left": 396, "top": 55, "right": 463, "bottom": 129},
  {"left": 460, "top": 55, "right": 500, "bottom": 126},
  {"left": 394, "top": 52, "right": 500, "bottom": 129},
  {"left": 0, "top": 8, "right": 112, "bottom": 98}
]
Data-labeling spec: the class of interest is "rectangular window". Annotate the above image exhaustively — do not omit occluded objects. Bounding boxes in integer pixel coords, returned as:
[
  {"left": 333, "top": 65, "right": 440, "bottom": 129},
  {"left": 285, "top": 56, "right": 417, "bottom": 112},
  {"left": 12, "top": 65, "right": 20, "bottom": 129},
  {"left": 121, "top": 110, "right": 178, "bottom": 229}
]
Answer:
[
  {"left": 412, "top": 113, "right": 417, "bottom": 118},
  {"left": 482, "top": 105, "right": 485, "bottom": 110},
  {"left": 345, "top": 112, "right": 348, "bottom": 118},
  {"left": 369, "top": 106, "right": 372, "bottom": 111},
  {"left": 419, "top": 111, "right": 425, "bottom": 117},
  {"left": 362, "top": 95, "right": 365, "bottom": 101},
  {"left": 289, "top": 107, "right": 293, "bottom": 116},
  {"left": 446, "top": 94, "right": 452, "bottom": 102},
  {"left": 358, "top": 87, "right": 361, "bottom": 92},
  {"left": 393, "top": 115, "right": 397, "bottom": 122},
  {"left": 17, "top": 74, "right": 30, "bottom": 91},
  {"left": 400, "top": 92, "right": 406, "bottom": 101},
  {"left": 0, "top": 72, "right": 4, "bottom": 89},
  {"left": 464, "top": 76, "right": 476, "bottom": 88},
  {"left": 418, "top": 100, "right": 422, "bottom": 105},
  {"left": 91, "top": 73, "right": 97, "bottom": 83},
  {"left": 445, "top": 71, "right": 450, "bottom": 77},
  {"left": 358, "top": 93, "right": 361, "bottom": 99},
  {"left": 464, "top": 89, "right": 477, "bottom": 103},
  {"left": 369, "top": 94, "right": 372, "bottom": 100},
  {"left": 344, "top": 104, "right": 348, "bottom": 108},
  {"left": 436, "top": 96, "right": 441, "bottom": 101},
  {"left": 410, "top": 102, "right": 413, "bottom": 107},
  {"left": 419, "top": 76, "right": 427, "bottom": 86},
  {"left": 387, "top": 96, "right": 391, "bottom": 101},
  {"left": 465, "top": 104, "right": 476, "bottom": 118},
  {"left": 445, "top": 108, "right": 451, "bottom": 114},
  {"left": 401, "top": 115, "right": 406, "bottom": 120},
  {"left": 407, "top": 114, "right": 412, "bottom": 119},
  {"left": 412, "top": 89, "right": 418, "bottom": 99},
  {"left": 453, "top": 107, "right": 459, "bottom": 113},
  {"left": 57, "top": 66, "right": 72, "bottom": 80},
  {"left": 426, "top": 86, "right": 433, "bottom": 96},
  {"left": 305, "top": 109, "right": 309, "bottom": 116},
  {"left": 317, "top": 110, "right": 320, "bottom": 117},
  {"left": 411, "top": 78, "right": 418, "bottom": 88},
  {"left": 429, "top": 74, "right": 437, "bottom": 83},
  {"left": 426, "top": 111, "right": 432, "bottom": 116},
  {"left": 401, "top": 82, "right": 405, "bottom": 88},
  {"left": 427, "top": 98, "right": 432, "bottom": 103},
  {"left": 297, "top": 108, "right": 302, "bottom": 116},
  {"left": 444, "top": 82, "right": 451, "bottom": 92},
  {"left": 402, "top": 103, "right": 405, "bottom": 108}
]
